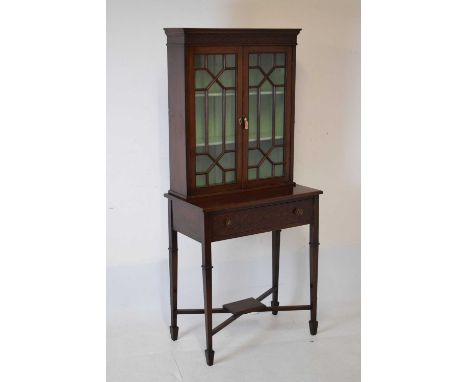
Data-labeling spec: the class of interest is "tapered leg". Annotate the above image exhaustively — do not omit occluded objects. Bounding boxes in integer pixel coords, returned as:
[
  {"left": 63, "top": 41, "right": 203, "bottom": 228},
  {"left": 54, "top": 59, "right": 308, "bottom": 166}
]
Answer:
[
  {"left": 309, "top": 196, "right": 319, "bottom": 335},
  {"left": 271, "top": 230, "right": 281, "bottom": 315},
  {"left": 168, "top": 200, "right": 179, "bottom": 341},
  {"left": 202, "top": 240, "right": 214, "bottom": 366}
]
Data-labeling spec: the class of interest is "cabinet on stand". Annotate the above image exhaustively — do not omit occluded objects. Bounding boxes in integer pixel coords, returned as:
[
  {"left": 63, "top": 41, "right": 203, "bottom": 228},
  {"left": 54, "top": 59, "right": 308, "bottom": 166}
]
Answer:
[{"left": 164, "top": 28, "right": 323, "bottom": 366}]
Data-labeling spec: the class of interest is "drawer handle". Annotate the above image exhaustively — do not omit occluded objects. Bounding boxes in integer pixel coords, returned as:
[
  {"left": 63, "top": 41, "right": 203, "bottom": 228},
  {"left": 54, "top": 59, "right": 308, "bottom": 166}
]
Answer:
[
  {"left": 293, "top": 208, "right": 304, "bottom": 216},
  {"left": 224, "top": 218, "right": 232, "bottom": 227}
]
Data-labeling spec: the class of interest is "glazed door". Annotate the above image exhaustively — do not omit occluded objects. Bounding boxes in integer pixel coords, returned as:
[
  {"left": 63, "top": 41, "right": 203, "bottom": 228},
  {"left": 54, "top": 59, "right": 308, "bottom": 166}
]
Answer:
[
  {"left": 188, "top": 47, "right": 244, "bottom": 194},
  {"left": 188, "top": 46, "right": 293, "bottom": 195},
  {"left": 242, "top": 46, "right": 293, "bottom": 187}
]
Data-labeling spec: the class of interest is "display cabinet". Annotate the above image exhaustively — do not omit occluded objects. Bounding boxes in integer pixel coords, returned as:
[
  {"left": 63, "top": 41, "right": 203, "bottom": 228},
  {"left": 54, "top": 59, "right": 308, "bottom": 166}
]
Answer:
[{"left": 164, "top": 28, "right": 323, "bottom": 366}]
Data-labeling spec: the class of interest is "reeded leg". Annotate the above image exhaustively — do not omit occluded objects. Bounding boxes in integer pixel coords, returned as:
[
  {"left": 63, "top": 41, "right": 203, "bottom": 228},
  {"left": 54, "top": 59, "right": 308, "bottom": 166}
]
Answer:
[
  {"left": 309, "top": 196, "right": 319, "bottom": 335},
  {"left": 271, "top": 230, "right": 281, "bottom": 315},
  {"left": 202, "top": 240, "right": 214, "bottom": 366},
  {"left": 168, "top": 200, "right": 179, "bottom": 341}
]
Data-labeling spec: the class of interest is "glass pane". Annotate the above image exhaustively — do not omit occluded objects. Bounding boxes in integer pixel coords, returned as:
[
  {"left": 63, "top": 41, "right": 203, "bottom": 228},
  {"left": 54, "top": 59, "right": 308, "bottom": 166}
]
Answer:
[
  {"left": 225, "top": 171, "right": 235, "bottom": 183},
  {"left": 275, "top": 87, "right": 284, "bottom": 142},
  {"left": 259, "top": 53, "right": 274, "bottom": 73},
  {"left": 269, "top": 147, "right": 284, "bottom": 164},
  {"left": 219, "top": 69, "right": 235, "bottom": 88},
  {"left": 259, "top": 160, "right": 273, "bottom": 179},
  {"left": 259, "top": 81, "right": 273, "bottom": 153},
  {"left": 248, "top": 149, "right": 263, "bottom": 166},
  {"left": 195, "top": 70, "right": 212, "bottom": 89},
  {"left": 195, "top": 91, "right": 205, "bottom": 153},
  {"left": 208, "top": 165, "right": 223, "bottom": 185},
  {"left": 207, "top": 55, "right": 223, "bottom": 76},
  {"left": 225, "top": 54, "right": 235, "bottom": 68},
  {"left": 248, "top": 88, "right": 257, "bottom": 148},
  {"left": 196, "top": 175, "right": 206, "bottom": 187},
  {"left": 275, "top": 53, "right": 285, "bottom": 66},
  {"left": 225, "top": 89, "right": 235, "bottom": 148},
  {"left": 195, "top": 55, "right": 205, "bottom": 68},
  {"left": 219, "top": 152, "right": 235, "bottom": 170},
  {"left": 247, "top": 52, "right": 287, "bottom": 181},
  {"left": 274, "top": 164, "right": 283, "bottom": 177},
  {"left": 270, "top": 68, "right": 285, "bottom": 85},
  {"left": 207, "top": 82, "right": 223, "bottom": 159},
  {"left": 194, "top": 53, "right": 238, "bottom": 188},
  {"left": 249, "top": 68, "right": 263, "bottom": 86},
  {"left": 226, "top": 141, "right": 235, "bottom": 151},
  {"left": 196, "top": 155, "right": 212, "bottom": 172},
  {"left": 249, "top": 54, "right": 258, "bottom": 67}
]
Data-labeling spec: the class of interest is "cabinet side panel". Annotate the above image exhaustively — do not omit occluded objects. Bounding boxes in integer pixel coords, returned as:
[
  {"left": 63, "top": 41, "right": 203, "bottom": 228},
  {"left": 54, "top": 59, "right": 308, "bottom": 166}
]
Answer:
[
  {"left": 167, "top": 43, "right": 188, "bottom": 197},
  {"left": 288, "top": 45, "right": 297, "bottom": 183},
  {"left": 171, "top": 197, "right": 204, "bottom": 242}
]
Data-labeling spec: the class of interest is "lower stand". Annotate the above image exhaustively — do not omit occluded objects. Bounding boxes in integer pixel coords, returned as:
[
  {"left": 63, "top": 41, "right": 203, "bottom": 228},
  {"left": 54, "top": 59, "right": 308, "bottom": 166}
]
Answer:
[
  {"left": 309, "top": 197, "right": 320, "bottom": 337},
  {"left": 168, "top": 196, "right": 320, "bottom": 365},
  {"left": 270, "top": 300, "right": 280, "bottom": 315},
  {"left": 168, "top": 200, "right": 179, "bottom": 342},
  {"left": 202, "top": 241, "right": 214, "bottom": 366},
  {"left": 309, "top": 320, "right": 318, "bottom": 335},
  {"left": 169, "top": 325, "right": 179, "bottom": 341},
  {"left": 204, "top": 349, "right": 215, "bottom": 366},
  {"left": 271, "top": 229, "right": 281, "bottom": 316}
]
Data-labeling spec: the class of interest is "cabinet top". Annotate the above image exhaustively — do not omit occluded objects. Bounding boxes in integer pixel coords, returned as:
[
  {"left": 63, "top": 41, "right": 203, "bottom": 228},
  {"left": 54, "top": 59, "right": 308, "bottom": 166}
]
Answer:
[
  {"left": 165, "top": 184, "right": 322, "bottom": 213},
  {"left": 164, "top": 28, "right": 301, "bottom": 46}
]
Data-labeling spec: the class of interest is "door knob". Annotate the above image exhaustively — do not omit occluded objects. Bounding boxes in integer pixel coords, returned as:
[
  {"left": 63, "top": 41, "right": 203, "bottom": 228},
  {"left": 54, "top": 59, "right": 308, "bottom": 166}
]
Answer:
[{"left": 239, "top": 117, "right": 248, "bottom": 130}]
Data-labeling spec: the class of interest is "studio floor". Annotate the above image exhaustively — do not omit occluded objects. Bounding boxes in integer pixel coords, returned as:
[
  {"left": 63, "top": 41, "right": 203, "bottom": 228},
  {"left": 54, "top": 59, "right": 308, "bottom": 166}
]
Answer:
[{"left": 107, "top": 243, "right": 360, "bottom": 381}]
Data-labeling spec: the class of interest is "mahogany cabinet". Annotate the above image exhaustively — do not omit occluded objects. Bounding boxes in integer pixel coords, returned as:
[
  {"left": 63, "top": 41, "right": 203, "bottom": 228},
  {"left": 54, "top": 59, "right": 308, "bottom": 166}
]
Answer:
[
  {"left": 164, "top": 28, "right": 323, "bottom": 366},
  {"left": 165, "top": 28, "right": 300, "bottom": 199}
]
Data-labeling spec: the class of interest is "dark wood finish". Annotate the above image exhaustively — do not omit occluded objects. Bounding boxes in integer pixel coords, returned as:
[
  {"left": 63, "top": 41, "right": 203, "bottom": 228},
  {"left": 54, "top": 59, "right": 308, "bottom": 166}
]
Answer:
[
  {"left": 177, "top": 308, "right": 226, "bottom": 314},
  {"left": 201, "top": 240, "right": 214, "bottom": 365},
  {"left": 212, "top": 305, "right": 313, "bottom": 335},
  {"left": 242, "top": 45, "right": 294, "bottom": 188},
  {"left": 164, "top": 29, "right": 322, "bottom": 366},
  {"left": 271, "top": 230, "right": 281, "bottom": 315},
  {"left": 209, "top": 199, "right": 312, "bottom": 241},
  {"left": 186, "top": 45, "right": 244, "bottom": 196},
  {"left": 165, "top": 186, "right": 321, "bottom": 365},
  {"left": 165, "top": 28, "right": 301, "bottom": 46},
  {"left": 165, "top": 28, "right": 301, "bottom": 200},
  {"left": 169, "top": 184, "right": 321, "bottom": 213},
  {"left": 223, "top": 297, "right": 266, "bottom": 315},
  {"left": 256, "top": 287, "right": 274, "bottom": 301},
  {"left": 166, "top": 35, "right": 188, "bottom": 198},
  {"left": 213, "top": 287, "right": 274, "bottom": 335},
  {"left": 177, "top": 304, "right": 311, "bottom": 315},
  {"left": 168, "top": 200, "right": 179, "bottom": 340},
  {"left": 212, "top": 313, "right": 240, "bottom": 336},
  {"left": 309, "top": 196, "right": 319, "bottom": 335},
  {"left": 267, "top": 305, "right": 311, "bottom": 312},
  {"left": 170, "top": 196, "right": 204, "bottom": 242}
]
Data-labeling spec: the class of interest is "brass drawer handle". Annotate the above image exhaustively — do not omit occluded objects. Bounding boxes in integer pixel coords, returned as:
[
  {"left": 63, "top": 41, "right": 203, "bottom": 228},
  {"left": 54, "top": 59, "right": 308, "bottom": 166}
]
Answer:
[
  {"left": 293, "top": 208, "right": 304, "bottom": 216},
  {"left": 224, "top": 218, "right": 232, "bottom": 227}
]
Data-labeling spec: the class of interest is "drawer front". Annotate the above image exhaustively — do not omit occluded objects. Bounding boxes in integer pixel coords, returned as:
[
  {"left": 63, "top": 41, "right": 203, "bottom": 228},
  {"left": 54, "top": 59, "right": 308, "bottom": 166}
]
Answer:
[{"left": 209, "top": 199, "right": 313, "bottom": 241}]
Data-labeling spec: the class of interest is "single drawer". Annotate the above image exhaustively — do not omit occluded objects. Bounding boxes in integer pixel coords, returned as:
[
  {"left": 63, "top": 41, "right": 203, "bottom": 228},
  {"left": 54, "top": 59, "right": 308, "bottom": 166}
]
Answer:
[{"left": 209, "top": 198, "right": 313, "bottom": 241}]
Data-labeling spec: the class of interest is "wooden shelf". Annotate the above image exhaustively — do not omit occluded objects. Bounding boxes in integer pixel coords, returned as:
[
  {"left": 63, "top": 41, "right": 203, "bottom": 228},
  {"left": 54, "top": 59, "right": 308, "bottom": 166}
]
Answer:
[{"left": 223, "top": 297, "right": 266, "bottom": 315}]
